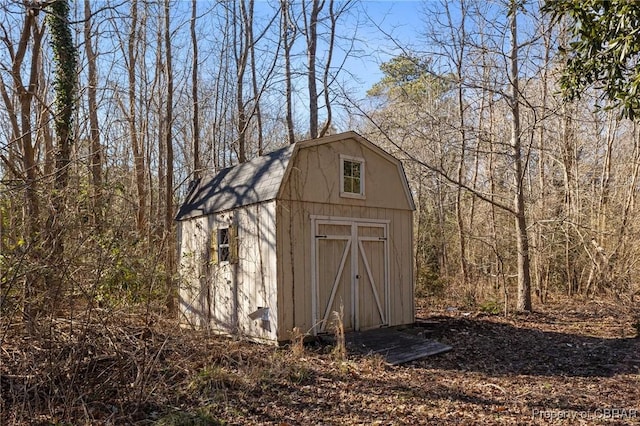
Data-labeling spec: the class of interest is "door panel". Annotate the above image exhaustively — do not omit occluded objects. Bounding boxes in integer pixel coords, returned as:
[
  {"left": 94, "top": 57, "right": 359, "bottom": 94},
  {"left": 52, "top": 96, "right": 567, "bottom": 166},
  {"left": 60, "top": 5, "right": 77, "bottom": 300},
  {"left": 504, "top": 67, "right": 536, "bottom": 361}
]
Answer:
[
  {"left": 357, "top": 224, "right": 387, "bottom": 330},
  {"left": 313, "top": 218, "right": 388, "bottom": 333},
  {"left": 316, "top": 237, "right": 352, "bottom": 332},
  {"left": 316, "top": 223, "right": 352, "bottom": 332}
]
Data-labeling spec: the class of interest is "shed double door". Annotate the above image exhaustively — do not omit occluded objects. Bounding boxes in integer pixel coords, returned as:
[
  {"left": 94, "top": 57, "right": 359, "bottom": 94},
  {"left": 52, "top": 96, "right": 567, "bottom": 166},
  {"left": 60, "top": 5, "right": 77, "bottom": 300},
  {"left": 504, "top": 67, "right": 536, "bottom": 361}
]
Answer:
[{"left": 312, "top": 218, "right": 389, "bottom": 333}]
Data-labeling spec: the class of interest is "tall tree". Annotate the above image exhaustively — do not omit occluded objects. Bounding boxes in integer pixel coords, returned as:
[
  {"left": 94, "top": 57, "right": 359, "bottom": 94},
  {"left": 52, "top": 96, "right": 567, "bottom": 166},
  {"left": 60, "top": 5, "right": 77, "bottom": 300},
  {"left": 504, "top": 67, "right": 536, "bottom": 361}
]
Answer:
[
  {"left": 163, "top": 0, "right": 176, "bottom": 313},
  {"left": 362, "top": 0, "right": 539, "bottom": 312},
  {"left": 46, "top": 0, "right": 78, "bottom": 301},
  {"left": 83, "top": 0, "right": 102, "bottom": 222},
  {"left": 127, "top": 0, "right": 147, "bottom": 234},
  {"left": 303, "top": 0, "right": 323, "bottom": 139},
  {"left": 0, "top": 3, "right": 46, "bottom": 329},
  {"left": 319, "top": 0, "right": 352, "bottom": 137},
  {"left": 281, "top": 0, "right": 296, "bottom": 144},
  {"left": 508, "top": 0, "right": 532, "bottom": 312},
  {"left": 364, "top": 53, "right": 456, "bottom": 300},
  {"left": 191, "top": 0, "right": 200, "bottom": 177},
  {"left": 443, "top": 0, "right": 471, "bottom": 296},
  {"left": 234, "top": 0, "right": 251, "bottom": 163}
]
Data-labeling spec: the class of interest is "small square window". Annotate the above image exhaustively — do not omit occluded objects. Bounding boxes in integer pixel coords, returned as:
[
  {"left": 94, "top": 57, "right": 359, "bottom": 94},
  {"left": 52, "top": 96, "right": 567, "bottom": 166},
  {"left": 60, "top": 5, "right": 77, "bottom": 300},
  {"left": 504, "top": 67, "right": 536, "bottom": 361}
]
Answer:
[
  {"left": 340, "top": 155, "right": 365, "bottom": 198},
  {"left": 218, "top": 228, "right": 230, "bottom": 263}
]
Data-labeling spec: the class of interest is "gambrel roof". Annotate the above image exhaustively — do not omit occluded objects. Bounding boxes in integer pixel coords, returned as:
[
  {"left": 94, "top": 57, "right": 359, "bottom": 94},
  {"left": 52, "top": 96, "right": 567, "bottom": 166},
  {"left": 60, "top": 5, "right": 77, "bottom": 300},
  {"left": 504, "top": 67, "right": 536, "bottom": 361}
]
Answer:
[
  {"left": 176, "top": 131, "right": 415, "bottom": 221},
  {"left": 175, "top": 144, "right": 295, "bottom": 220}
]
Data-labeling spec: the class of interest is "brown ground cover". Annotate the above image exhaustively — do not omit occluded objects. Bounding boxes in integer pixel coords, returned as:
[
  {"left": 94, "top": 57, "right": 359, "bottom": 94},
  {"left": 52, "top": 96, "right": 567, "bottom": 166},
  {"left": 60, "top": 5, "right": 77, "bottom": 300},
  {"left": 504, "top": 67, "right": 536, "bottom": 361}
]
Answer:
[{"left": 1, "top": 297, "right": 638, "bottom": 425}]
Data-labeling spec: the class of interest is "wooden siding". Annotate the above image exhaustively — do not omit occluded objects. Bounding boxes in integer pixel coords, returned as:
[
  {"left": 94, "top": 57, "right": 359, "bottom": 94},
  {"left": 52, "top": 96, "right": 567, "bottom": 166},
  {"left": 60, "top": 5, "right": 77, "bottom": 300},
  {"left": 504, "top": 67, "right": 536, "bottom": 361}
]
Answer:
[
  {"left": 178, "top": 202, "right": 279, "bottom": 343},
  {"left": 177, "top": 216, "right": 210, "bottom": 328},
  {"left": 276, "top": 200, "right": 414, "bottom": 339},
  {"left": 283, "top": 137, "right": 413, "bottom": 211},
  {"left": 179, "top": 133, "right": 414, "bottom": 343},
  {"left": 274, "top": 136, "right": 414, "bottom": 339},
  {"left": 234, "top": 202, "right": 279, "bottom": 342}
]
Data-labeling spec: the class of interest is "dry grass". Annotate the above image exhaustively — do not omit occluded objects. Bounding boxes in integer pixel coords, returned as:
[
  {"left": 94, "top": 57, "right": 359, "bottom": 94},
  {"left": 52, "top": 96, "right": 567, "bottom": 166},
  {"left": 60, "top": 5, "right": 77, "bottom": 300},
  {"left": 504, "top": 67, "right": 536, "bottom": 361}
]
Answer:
[
  {"left": 1, "top": 296, "right": 638, "bottom": 425},
  {"left": 288, "top": 326, "right": 306, "bottom": 358},
  {"left": 331, "top": 304, "right": 346, "bottom": 361}
]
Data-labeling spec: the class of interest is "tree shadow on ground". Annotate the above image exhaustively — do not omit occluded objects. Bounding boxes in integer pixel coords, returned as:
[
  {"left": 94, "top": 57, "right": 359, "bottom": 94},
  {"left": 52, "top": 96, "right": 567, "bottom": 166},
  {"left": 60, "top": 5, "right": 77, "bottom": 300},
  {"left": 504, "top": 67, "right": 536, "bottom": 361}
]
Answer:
[{"left": 413, "top": 314, "right": 640, "bottom": 378}]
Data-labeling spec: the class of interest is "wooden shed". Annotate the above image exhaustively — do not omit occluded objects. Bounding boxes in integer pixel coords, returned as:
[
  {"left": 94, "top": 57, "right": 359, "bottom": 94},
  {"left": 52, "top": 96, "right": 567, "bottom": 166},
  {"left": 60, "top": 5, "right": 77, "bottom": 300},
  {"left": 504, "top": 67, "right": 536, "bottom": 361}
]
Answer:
[{"left": 176, "top": 131, "right": 415, "bottom": 343}]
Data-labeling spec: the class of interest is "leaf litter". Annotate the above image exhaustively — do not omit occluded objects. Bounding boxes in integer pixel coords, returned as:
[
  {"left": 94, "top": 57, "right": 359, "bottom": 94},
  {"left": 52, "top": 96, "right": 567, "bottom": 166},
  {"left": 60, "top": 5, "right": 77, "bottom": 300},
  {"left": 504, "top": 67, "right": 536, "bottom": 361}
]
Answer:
[{"left": 1, "top": 297, "right": 638, "bottom": 425}]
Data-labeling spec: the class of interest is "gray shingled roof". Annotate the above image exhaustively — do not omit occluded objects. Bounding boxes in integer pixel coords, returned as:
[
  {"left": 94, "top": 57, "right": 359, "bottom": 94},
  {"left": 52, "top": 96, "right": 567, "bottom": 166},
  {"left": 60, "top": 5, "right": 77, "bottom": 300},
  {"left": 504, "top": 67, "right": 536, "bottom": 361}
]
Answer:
[{"left": 175, "top": 144, "right": 295, "bottom": 220}]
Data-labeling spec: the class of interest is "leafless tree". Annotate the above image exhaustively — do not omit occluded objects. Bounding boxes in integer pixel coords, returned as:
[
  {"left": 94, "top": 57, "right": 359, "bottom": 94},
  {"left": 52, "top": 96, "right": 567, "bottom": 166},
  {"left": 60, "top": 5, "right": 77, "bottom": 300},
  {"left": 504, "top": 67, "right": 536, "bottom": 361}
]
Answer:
[
  {"left": 83, "top": 0, "right": 103, "bottom": 225},
  {"left": 0, "top": 2, "right": 46, "bottom": 329},
  {"left": 163, "top": 0, "right": 176, "bottom": 313},
  {"left": 508, "top": 0, "right": 532, "bottom": 311},
  {"left": 191, "top": 0, "right": 200, "bottom": 177},
  {"left": 281, "top": 0, "right": 296, "bottom": 144}
]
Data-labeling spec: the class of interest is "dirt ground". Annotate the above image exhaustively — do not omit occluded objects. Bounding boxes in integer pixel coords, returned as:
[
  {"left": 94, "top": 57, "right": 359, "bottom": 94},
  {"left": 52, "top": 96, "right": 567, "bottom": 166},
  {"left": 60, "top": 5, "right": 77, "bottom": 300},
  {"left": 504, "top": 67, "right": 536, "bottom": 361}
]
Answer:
[{"left": 1, "top": 296, "right": 639, "bottom": 425}]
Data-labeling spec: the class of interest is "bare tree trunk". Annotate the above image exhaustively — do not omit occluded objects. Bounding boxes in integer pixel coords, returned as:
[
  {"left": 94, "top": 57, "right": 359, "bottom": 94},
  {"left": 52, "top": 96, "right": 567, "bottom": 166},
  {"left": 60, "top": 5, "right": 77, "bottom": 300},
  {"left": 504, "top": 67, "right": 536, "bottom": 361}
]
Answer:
[
  {"left": 37, "top": 65, "right": 54, "bottom": 179},
  {"left": 435, "top": 176, "right": 448, "bottom": 277},
  {"left": 281, "top": 0, "right": 296, "bottom": 144},
  {"left": 488, "top": 101, "right": 503, "bottom": 303},
  {"left": 128, "top": 0, "right": 147, "bottom": 234},
  {"left": 212, "top": 15, "right": 232, "bottom": 168},
  {"left": 303, "top": 0, "right": 323, "bottom": 139},
  {"left": 248, "top": 0, "right": 265, "bottom": 155},
  {"left": 414, "top": 176, "right": 425, "bottom": 288},
  {"left": 156, "top": 11, "right": 166, "bottom": 236},
  {"left": 533, "top": 19, "right": 552, "bottom": 303},
  {"left": 509, "top": 0, "right": 532, "bottom": 312},
  {"left": 164, "top": 0, "right": 176, "bottom": 314},
  {"left": 470, "top": 35, "right": 489, "bottom": 298},
  {"left": 596, "top": 111, "right": 617, "bottom": 235},
  {"left": 191, "top": 0, "right": 200, "bottom": 177},
  {"left": 449, "top": 2, "right": 470, "bottom": 296},
  {"left": 319, "top": 0, "right": 336, "bottom": 137},
  {"left": 560, "top": 104, "right": 577, "bottom": 295},
  {"left": 84, "top": 0, "right": 103, "bottom": 224},
  {"left": 4, "top": 7, "right": 46, "bottom": 330},
  {"left": 234, "top": 0, "right": 252, "bottom": 163}
]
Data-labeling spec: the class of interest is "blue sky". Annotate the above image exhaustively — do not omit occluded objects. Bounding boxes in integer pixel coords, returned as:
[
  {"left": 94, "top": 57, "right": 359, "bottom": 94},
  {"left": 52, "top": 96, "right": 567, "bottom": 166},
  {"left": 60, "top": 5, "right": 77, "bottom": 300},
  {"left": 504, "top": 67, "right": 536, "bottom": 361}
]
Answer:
[
  {"left": 244, "top": 0, "right": 432, "bottom": 128},
  {"left": 345, "top": 1, "right": 428, "bottom": 98}
]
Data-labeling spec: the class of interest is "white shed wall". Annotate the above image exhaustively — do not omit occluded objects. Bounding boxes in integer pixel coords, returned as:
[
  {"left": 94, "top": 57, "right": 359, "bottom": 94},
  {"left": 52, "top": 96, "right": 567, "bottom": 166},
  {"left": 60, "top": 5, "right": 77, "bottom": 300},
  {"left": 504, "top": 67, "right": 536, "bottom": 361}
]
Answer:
[
  {"left": 178, "top": 216, "right": 210, "bottom": 328},
  {"left": 178, "top": 133, "right": 414, "bottom": 344},
  {"left": 233, "top": 202, "right": 279, "bottom": 342},
  {"left": 178, "top": 202, "right": 279, "bottom": 343}
]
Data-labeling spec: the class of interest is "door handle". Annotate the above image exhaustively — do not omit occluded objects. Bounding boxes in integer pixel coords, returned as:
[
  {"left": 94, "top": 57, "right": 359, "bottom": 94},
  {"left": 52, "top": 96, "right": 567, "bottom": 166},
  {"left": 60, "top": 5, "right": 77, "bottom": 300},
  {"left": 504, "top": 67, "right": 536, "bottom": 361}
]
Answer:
[{"left": 356, "top": 274, "right": 360, "bottom": 279}]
